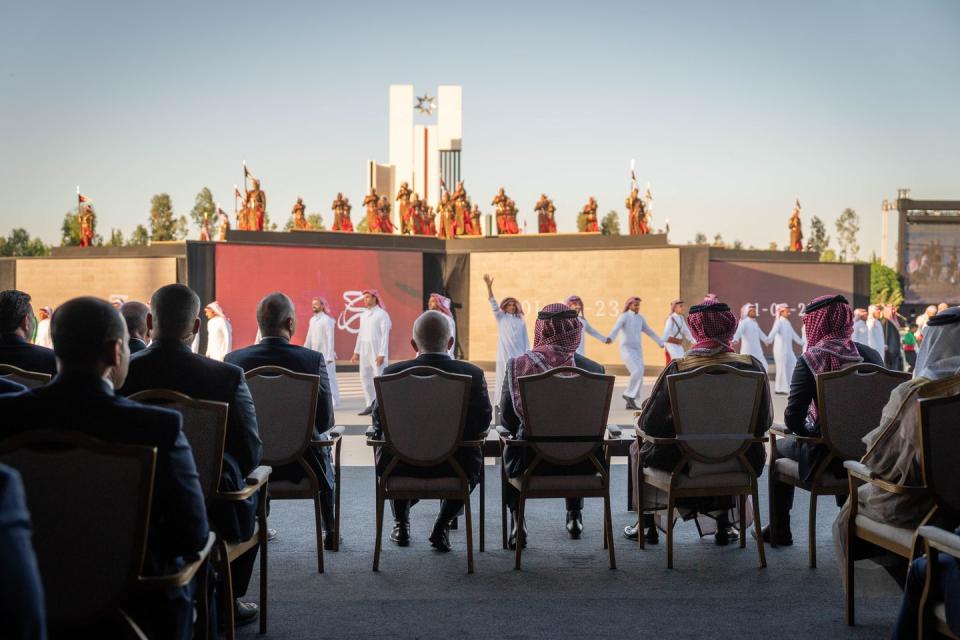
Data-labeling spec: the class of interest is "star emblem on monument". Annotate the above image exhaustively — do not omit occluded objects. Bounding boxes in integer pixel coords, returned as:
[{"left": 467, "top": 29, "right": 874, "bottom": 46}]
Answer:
[{"left": 415, "top": 94, "right": 436, "bottom": 115}]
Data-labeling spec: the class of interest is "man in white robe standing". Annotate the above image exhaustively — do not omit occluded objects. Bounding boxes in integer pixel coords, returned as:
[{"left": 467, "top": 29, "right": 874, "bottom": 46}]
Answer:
[
  {"left": 851, "top": 307, "right": 870, "bottom": 347},
  {"left": 304, "top": 296, "right": 339, "bottom": 407},
  {"left": 661, "top": 299, "right": 694, "bottom": 364},
  {"left": 865, "top": 304, "right": 886, "bottom": 357},
  {"left": 733, "top": 303, "right": 768, "bottom": 364},
  {"left": 428, "top": 293, "right": 457, "bottom": 357},
  {"left": 565, "top": 295, "right": 608, "bottom": 356},
  {"left": 766, "top": 303, "right": 803, "bottom": 394},
  {"left": 33, "top": 306, "right": 53, "bottom": 348},
  {"left": 607, "top": 296, "right": 664, "bottom": 410},
  {"left": 204, "top": 301, "right": 232, "bottom": 361},
  {"left": 352, "top": 289, "right": 391, "bottom": 416},
  {"left": 484, "top": 274, "right": 529, "bottom": 410}
]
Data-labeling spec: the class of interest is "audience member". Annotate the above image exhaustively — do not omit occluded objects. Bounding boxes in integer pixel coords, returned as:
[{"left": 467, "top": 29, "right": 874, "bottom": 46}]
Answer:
[
  {"left": 851, "top": 308, "right": 869, "bottom": 348},
  {"left": 881, "top": 304, "right": 904, "bottom": 371},
  {"left": 0, "top": 296, "right": 208, "bottom": 639},
  {"left": 0, "top": 290, "right": 57, "bottom": 375},
  {"left": 902, "top": 323, "right": 918, "bottom": 373},
  {"left": 0, "top": 463, "right": 46, "bottom": 640},
  {"left": 624, "top": 298, "right": 772, "bottom": 545},
  {"left": 226, "top": 292, "right": 338, "bottom": 549},
  {"left": 500, "top": 303, "right": 605, "bottom": 548},
  {"left": 891, "top": 528, "right": 960, "bottom": 639},
  {"left": 121, "top": 300, "right": 150, "bottom": 354},
  {"left": 763, "top": 295, "right": 883, "bottom": 545},
  {"left": 369, "top": 310, "right": 492, "bottom": 552},
  {"left": 120, "top": 284, "right": 262, "bottom": 625}
]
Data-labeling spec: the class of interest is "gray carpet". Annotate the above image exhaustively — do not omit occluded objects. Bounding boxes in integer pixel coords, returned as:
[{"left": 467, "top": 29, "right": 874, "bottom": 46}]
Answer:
[{"left": 238, "top": 464, "right": 899, "bottom": 639}]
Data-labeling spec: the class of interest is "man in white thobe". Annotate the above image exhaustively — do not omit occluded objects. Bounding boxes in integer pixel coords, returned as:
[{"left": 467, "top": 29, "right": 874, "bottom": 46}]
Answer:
[
  {"left": 661, "top": 299, "right": 694, "bottom": 364},
  {"left": 484, "top": 274, "right": 529, "bottom": 408},
  {"left": 204, "top": 301, "right": 232, "bottom": 361},
  {"left": 565, "top": 295, "right": 608, "bottom": 356},
  {"left": 352, "top": 289, "right": 391, "bottom": 415},
  {"left": 766, "top": 303, "right": 803, "bottom": 394},
  {"left": 34, "top": 306, "right": 53, "bottom": 348},
  {"left": 304, "top": 296, "right": 340, "bottom": 407},
  {"left": 865, "top": 304, "right": 886, "bottom": 357},
  {"left": 733, "top": 303, "right": 768, "bottom": 364},
  {"left": 428, "top": 293, "right": 457, "bottom": 357},
  {"left": 607, "top": 296, "right": 664, "bottom": 410},
  {"left": 851, "top": 308, "right": 870, "bottom": 347}
]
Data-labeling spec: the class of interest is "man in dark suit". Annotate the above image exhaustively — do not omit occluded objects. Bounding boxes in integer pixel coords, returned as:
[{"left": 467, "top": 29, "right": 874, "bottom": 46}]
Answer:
[
  {"left": 0, "top": 378, "right": 26, "bottom": 395},
  {"left": 121, "top": 301, "right": 150, "bottom": 354},
  {"left": 0, "top": 297, "right": 209, "bottom": 640},
  {"left": 0, "top": 290, "right": 57, "bottom": 376},
  {"left": 120, "top": 284, "right": 262, "bottom": 625},
  {"left": 370, "top": 310, "right": 492, "bottom": 552},
  {"left": 225, "top": 292, "right": 338, "bottom": 548},
  {"left": 0, "top": 463, "right": 46, "bottom": 640}
]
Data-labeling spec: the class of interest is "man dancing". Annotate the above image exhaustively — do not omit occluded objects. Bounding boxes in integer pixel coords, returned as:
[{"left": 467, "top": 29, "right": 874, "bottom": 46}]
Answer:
[
  {"left": 535, "top": 194, "right": 557, "bottom": 234},
  {"left": 204, "top": 301, "right": 232, "bottom": 361},
  {"left": 331, "top": 193, "right": 354, "bottom": 232},
  {"left": 661, "top": 299, "right": 694, "bottom": 364},
  {"left": 580, "top": 197, "right": 599, "bottom": 232},
  {"left": 564, "top": 295, "right": 609, "bottom": 356},
  {"left": 483, "top": 274, "right": 529, "bottom": 409},
  {"left": 607, "top": 296, "right": 664, "bottom": 410},
  {"left": 352, "top": 290, "right": 391, "bottom": 415},
  {"left": 362, "top": 189, "right": 380, "bottom": 232},
  {"left": 733, "top": 303, "right": 768, "bottom": 364},
  {"left": 304, "top": 296, "right": 339, "bottom": 407}
]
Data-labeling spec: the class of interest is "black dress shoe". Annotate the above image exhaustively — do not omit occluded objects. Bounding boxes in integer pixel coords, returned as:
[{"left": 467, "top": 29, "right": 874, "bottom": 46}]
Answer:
[
  {"left": 566, "top": 510, "right": 583, "bottom": 539},
  {"left": 508, "top": 514, "right": 528, "bottom": 550},
  {"left": 267, "top": 528, "right": 278, "bottom": 542},
  {"left": 429, "top": 522, "right": 452, "bottom": 553},
  {"left": 714, "top": 526, "right": 739, "bottom": 546},
  {"left": 357, "top": 405, "right": 374, "bottom": 416},
  {"left": 389, "top": 522, "right": 411, "bottom": 546},
  {"left": 623, "top": 521, "right": 659, "bottom": 544},
  {"left": 756, "top": 524, "right": 793, "bottom": 546},
  {"left": 323, "top": 532, "right": 341, "bottom": 551},
  {"left": 235, "top": 600, "right": 259, "bottom": 627},
  {"left": 450, "top": 517, "right": 458, "bottom": 530}
]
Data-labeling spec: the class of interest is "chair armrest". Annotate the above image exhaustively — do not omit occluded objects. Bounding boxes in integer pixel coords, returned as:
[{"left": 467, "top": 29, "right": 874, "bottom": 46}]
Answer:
[
  {"left": 461, "top": 439, "right": 486, "bottom": 447},
  {"left": 635, "top": 429, "right": 677, "bottom": 446},
  {"left": 844, "top": 460, "right": 926, "bottom": 495},
  {"left": 366, "top": 438, "right": 385, "bottom": 447},
  {"left": 477, "top": 429, "right": 490, "bottom": 440},
  {"left": 364, "top": 425, "right": 378, "bottom": 438},
  {"left": 770, "top": 423, "right": 823, "bottom": 443},
  {"left": 919, "top": 526, "right": 960, "bottom": 558},
  {"left": 843, "top": 460, "right": 876, "bottom": 481},
  {"left": 325, "top": 425, "right": 346, "bottom": 438},
  {"left": 498, "top": 435, "right": 529, "bottom": 448},
  {"left": 138, "top": 531, "right": 215, "bottom": 590},
  {"left": 606, "top": 425, "right": 623, "bottom": 437},
  {"left": 495, "top": 425, "right": 513, "bottom": 438},
  {"left": 246, "top": 465, "right": 272, "bottom": 486},
  {"left": 216, "top": 465, "right": 272, "bottom": 501},
  {"left": 312, "top": 425, "right": 346, "bottom": 446}
]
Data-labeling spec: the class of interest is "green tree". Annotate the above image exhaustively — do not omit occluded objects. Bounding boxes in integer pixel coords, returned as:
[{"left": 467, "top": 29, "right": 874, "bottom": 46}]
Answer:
[
  {"left": 835, "top": 208, "right": 860, "bottom": 262},
  {"left": 806, "top": 216, "right": 830, "bottom": 254},
  {"left": 129, "top": 224, "right": 149, "bottom": 246},
  {"left": 819, "top": 248, "right": 838, "bottom": 262},
  {"left": 732, "top": 239, "right": 744, "bottom": 250},
  {"left": 107, "top": 229, "right": 125, "bottom": 247},
  {"left": 600, "top": 211, "right": 620, "bottom": 235},
  {"left": 149, "top": 194, "right": 188, "bottom": 241},
  {"left": 0, "top": 229, "right": 50, "bottom": 256},
  {"left": 712, "top": 233, "right": 726, "bottom": 248},
  {"left": 356, "top": 216, "right": 369, "bottom": 233},
  {"left": 694, "top": 232, "right": 707, "bottom": 245},
  {"left": 767, "top": 242, "right": 778, "bottom": 251},
  {"left": 60, "top": 206, "right": 102, "bottom": 246},
  {"left": 189, "top": 187, "right": 216, "bottom": 234},
  {"left": 307, "top": 213, "right": 325, "bottom": 230},
  {"left": 871, "top": 261, "right": 904, "bottom": 306}
]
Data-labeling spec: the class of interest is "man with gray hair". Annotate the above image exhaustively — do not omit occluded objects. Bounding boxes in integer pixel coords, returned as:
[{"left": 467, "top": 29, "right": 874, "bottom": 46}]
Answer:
[
  {"left": 120, "top": 300, "right": 150, "bottom": 354},
  {"left": 369, "top": 310, "right": 492, "bottom": 552}
]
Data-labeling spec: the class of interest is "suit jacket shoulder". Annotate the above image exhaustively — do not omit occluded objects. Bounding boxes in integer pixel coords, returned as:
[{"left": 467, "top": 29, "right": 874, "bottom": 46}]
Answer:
[{"left": 574, "top": 353, "right": 605, "bottom": 374}]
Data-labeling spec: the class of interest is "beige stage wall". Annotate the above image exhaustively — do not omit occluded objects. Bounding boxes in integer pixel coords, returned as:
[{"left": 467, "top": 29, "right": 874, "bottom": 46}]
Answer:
[
  {"left": 467, "top": 247, "right": 708, "bottom": 369},
  {"left": 16, "top": 257, "right": 180, "bottom": 310}
]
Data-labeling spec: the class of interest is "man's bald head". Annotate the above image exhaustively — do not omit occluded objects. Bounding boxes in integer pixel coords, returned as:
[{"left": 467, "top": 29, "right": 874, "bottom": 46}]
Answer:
[
  {"left": 412, "top": 310, "right": 451, "bottom": 354},
  {"left": 120, "top": 301, "right": 149, "bottom": 340},
  {"left": 150, "top": 284, "right": 201, "bottom": 342},
  {"left": 257, "top": 292, "right": 296, "bottom": 338}
]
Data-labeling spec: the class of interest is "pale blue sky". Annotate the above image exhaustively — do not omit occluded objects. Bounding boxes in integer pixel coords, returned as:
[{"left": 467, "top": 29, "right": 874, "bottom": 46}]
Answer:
[{"left": 1, "top": 1, "right": 958, "bottom": 253}]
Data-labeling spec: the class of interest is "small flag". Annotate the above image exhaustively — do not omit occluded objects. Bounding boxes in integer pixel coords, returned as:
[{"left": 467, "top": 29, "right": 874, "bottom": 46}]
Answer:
[
  {"left": 234, "top": 187, "right": 242, "bottom": 199},
  {"left": 630, "top": 159, "right": 636, "bottom": 184},
  {"left": 644, "top": 182, "right": 653, "bottom": 201},
  {"left": 78, "top": 193, "right": 90, "bottom": 203}
]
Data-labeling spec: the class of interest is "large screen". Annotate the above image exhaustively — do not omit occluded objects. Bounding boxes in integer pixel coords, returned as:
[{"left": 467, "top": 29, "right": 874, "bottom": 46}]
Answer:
[
  {"left": 902, "top": 222, "right": 960, "bottom": 304},
  {"left": 214, "top": 244, "right": 423, "bottom": 360}
]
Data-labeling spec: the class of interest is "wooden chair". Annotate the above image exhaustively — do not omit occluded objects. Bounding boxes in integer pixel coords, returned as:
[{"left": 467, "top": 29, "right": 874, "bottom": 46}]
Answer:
[
  {"left": 367, "top": 366, "right": 479, "bottom": 573},
  {"left": 770, "top": 363, "right": 909, "bottom": 568},
  {"left": 0, "top": 429, "right": 215, "bottom": 637},
  {"left": 843, "top": 390, "right": 960, "bottom": 625},
  {"left": 499, "top": 366, "right": 616, "bottom": 570},
  {"left": 245, "top": 366, "right": 343, "bottom": 573},
  {"left": 130, "top": 389, "right": 271, "bottom": 638},
  {"left": 0, "top": 363, "right": 51, "bottom": 389},
  {"left": 636, "top": 364, "right": 767, "bottom": 569},
  {"left": 917, "top": 526, "right": 960, "bottom": 639}
]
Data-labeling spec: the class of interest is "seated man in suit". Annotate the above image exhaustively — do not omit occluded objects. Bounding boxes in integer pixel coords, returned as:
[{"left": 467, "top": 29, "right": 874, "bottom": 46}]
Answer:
[
  {"left": 0, "top": 290, "right": 57, "bottom": 376},
  {"left": 0, "top": 463, "right": 46, "bottom": 640},
  {"left": 893, "top": 528, "right": 960, "bottom": 639},
  {"left": 0, "top": 296, "right": 209, "bottom": 639},
  {"left": 225, "top": 292, "right": 338, "bottom": 548},
  {"left": 370, "top": 310, "right": 492, "bottom": 552},
  {"left": 120, "top": 284, "right": 262, "bottom": 626},
  {"left": 499, "top": 303, "right": 605, "bottom": 548},
  {"left": 121, "top": 301, "right": 150, "bottom": 354}
]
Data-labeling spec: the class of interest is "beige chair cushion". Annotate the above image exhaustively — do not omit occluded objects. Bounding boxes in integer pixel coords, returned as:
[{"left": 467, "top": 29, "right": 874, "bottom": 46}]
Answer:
[
  {"left": 508, "top": 474, "right": 604, "bottom": 492},
  {"left": 774, "top": 458, "right": 847, "bottom": 488},
  {"left": 385, "top": 476, "right": 462, "bottom": 492},
  {"left": 644, "top": 467, "right": 750, "bottom": 490},
  {"left": 854, "top": 514, "right": 915, "bottom": 550}
]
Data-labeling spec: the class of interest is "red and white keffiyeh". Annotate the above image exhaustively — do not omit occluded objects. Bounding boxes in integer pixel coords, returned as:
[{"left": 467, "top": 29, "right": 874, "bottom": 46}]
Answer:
[
  {"left": 801, "top": 294, "right": 862, "bottom": 422},
  {"left": 686, "top": 298, "right": 738, "bottom": 355},
  {"left": 362, "top": 289, "right": 384, "bottom": 309},
  {"left": 509, "top": 303, "right": 581, "bottom": 417},
  {"left": 499, "top": 296, "right": 523, "bottom": 316},
  {"left": 623, "top": 296, "right": 641, "bottom": 313},
  {"left": 429, "top": 293, "right": 452, "bottom": 317}
]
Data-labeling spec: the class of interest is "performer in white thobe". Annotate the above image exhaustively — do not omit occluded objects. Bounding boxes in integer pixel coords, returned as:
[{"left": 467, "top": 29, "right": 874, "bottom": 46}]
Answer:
[
  {"left": 34, "top": 306, "right": 53, "bottom": 348},
  {"left": 565, "top": 295, "right": 609, "bottom": 356},
  {"left": 661, "top": 299, "right": 694, "bottom": 363},
  {"left": 352, "top": 289, "right": 391, "bottom": 415},
  {"left": 428, "top": 293, "right": 457, "bottom": 357},
  {"left": 732, "top": 303, "right": 768, "bottom": 364},
  {"left": 865, "top": 304, "right": 886, "bottom": 357},
  {"left": 484, "top": 274, "right": 529, "bottom": 407},
  {"left": 766, "top": 303, "right": 803, "bottom": 394},
  {"left": 304, "top": 296, "right": 340, "bottom": 407},
  {"left": 851, "top": 308, "right": 870, "bottom": 347},
  {"left": 204, "top": 301, "right": 232, "bottom": 361},
  {"left": 607, "top": 296, "right": 664, "bottom": 410}
]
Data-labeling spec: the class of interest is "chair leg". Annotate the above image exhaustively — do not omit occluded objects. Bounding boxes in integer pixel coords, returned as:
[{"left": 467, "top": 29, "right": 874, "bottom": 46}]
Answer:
[
  {"left": 768, "top": 465, "right": 779, "bottom": 548},
  {"left": 464, "top": 491, "right": 475, "bottom": 574},
  {"left": 666, "top": 494, "right": 675, "bottom": 569},
  {"left": 808, "top": 491, "right": 818, "bottom": 569},
  {"left": 501, "top": 466, "right": 508, "bottom": 550},
  {"left": 373, "top": 487, "right": 385, "bottom": 572},
  {"left": 739, "top": 494, "right": 747, "bottom": 549},
  {"left": 514, "top": 494, "right": 526, "bottom": 570},
  {"left": 845, "top": 527, "right": 856, "bottom": 625},
  {"left": 313, "top": 493, "right": 325, "bottom": 573},
  {"left": 479, "top": 464, "right": 485, "bottom": 553},
  {"left": 259, "top": 493, "right": 268, "bottom": 635},
  {"left": 751, "top": 482, "right": 767, "bottom": 569},
  {"left": 333, "top": 438, "right": 342, "bottom": 552},
  {"left": 636, "top": 467, "right": 645, "bottom": 550},
  {"left": 196, "top": 554, "right": 210, "bottom": 640},
  {"left": 604, "top": 490, "right": 616, "bottom": 570},
  {"left": 220, "top": 542, "right": 236, "bottom": 640}
]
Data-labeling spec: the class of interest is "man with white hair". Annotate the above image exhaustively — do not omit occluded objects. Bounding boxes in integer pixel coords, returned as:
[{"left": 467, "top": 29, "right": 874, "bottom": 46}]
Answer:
[
  {"left": 204, "top": 301, "right": 232, "bottom": 361},
  {"left": 304, "top": 296, "right": 339, "bottom": 407},
  {"left": 370, "top": 310, "right": 492, "bottom": 552},
  {"left": 352, "top": 289, "right": 391, "bottom": 416}
]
